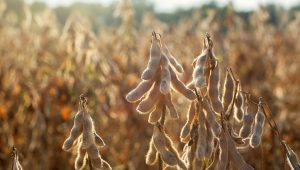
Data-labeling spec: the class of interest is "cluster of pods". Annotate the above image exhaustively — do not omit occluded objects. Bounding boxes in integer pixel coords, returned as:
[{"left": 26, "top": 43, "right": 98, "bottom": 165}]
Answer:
[{"left": 127, "top": 32, "right": 269, "bottom": 170}]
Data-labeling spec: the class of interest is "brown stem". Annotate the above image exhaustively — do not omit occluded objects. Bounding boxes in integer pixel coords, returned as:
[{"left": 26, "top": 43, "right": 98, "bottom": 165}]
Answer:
[
  {"left": 157, "top": 103, "right": 166, "bottom": 170},
  {"left": 159, "top": 103, "right": 166, "bottom": 126},
  {"left": 158, "top": 154, "right": 163, "bottom": 170},
  {"left": 262, "top": 103, "right": 287, "bottom": 168},
  {"left": 225, "top": 68, "right": 239, "bottom": 120},
  {"left": 87, "top": 158, "right": 93, "bottom": 170}
]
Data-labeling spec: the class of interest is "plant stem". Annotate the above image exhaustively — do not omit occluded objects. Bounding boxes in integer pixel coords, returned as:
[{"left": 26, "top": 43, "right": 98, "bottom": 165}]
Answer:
[
  {"left": 88, "top": 158, "right": 93, "bottom": 170},
  {"left": 157, "top": 103, "right": 166, "bottom": 170},
  {"left": 158, "top": 154, "right": 163, "bottom": 170}
]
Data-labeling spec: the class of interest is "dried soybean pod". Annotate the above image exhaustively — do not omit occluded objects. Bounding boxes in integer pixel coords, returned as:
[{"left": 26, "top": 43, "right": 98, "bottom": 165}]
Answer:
[
  {"left": 12, "top": 148, "right": 23, "bottom": 170},
  {"left": 193, "top": 50, "right": 208, "bottom": 88},
  {"left": 164, "top": 93, "right": 179, "bottom": 119},
  {"left": 153, "top": 125, "right": 178, "bottom": 166},
  {"left": 282, "top": 141, "right": 300, "bottom": 170},
  {"left": 162, "top": 129, "right": 188, "bottom": 170},
  {"left": 137, "top": 81, "right": 161, "bottom": 113},
  {"left": 163, "top": 166, "right": 178, "bottom": 170},
  {"left": 102, "top": 159, "right": 112, "bottom": 170},
  {"left": 164, "top": 136, "right": 186, "bottom": 168},
  {"left": 62, "top": 110, "right": 83, "bottom": 151},
  {"left": 148, "top": 107, "right": 161, "bottom": 124},
  {"left": 239, "top": 102, "right": 256, "bottom": 138},
  {"left": 234, "top": 86, "right": 244, "bottom": 121},
  {"left": 82, "top": 111, "right": 95, "bottom": 149},
  {"left": 207, "top": 141, "right": 220, "bottom": 170},
  {"left": 182, "top": 144, "right": 193, "bottom": 166},
  {"left": 161, "top": 39, "right": 184, "bottom": 73},
  {"left": 208, "top": 60, "right": 223, "bottom": 114},
  {"left": 205, "top": 121, "right": 214, "bottom": 158},
  {"left": 75, "top": 140, "right": 87, "bottom": 170},
  {"left": 196, "top": 109, "right": 207, "bottom": 160},
  {"left": 169, "top": 67, "right": 196, "bottom": 100},
  {"left": 160, "top": 54, "right": 171, "bottom": 94},
  {"left": 216, "top": 131, "right": 228, "bottom": 170},
  {"left": 146, "top": 137, "right": 158, "bottom": 165},
  {"left": 226, "top": 127, "right": 254, "bottom": 170},
  {"left": 203, "top": 98, "right": 221, "bottom": 136},
  {"left": 126, "top": 79, "right": 155, "bottom": 103},
  {"left": 87, "top": 144, "right": 103, "bottom": 169},
  {"left": 180, "top": 102, "right": 196, "bottom": 140},
  {"left": 94, "top": 132, "right": 105, "bottom": 147},
  {"left": 222, "top": 70, "right": 235, "bottom": 112},
  {"left": 239, "top": 113, "right": 254, "bottom": 139},
  {"left": 193, "top": 159, "right": 204, "bottom": 169},
  {"left": 250, "top": 104, "right": 265, "bottom": 148},
  {"left": 141, "top": 33, "right": 162, "bottom": 80}
]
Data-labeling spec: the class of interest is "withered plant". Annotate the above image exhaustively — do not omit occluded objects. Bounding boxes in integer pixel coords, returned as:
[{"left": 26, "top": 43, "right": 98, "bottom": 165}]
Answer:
[
  {"left": 126, "top": 31, "right": 196, "bottom": 170},
  {"left": 180, "top": 33, "right": 269, "bottom": 170},
  {"left": 62, "top": 94, "right": 111, "bottom": 170}
]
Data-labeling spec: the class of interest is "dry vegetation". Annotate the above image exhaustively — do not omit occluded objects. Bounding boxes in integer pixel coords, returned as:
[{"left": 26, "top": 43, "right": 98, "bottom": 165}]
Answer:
[{"left": 0, "top": 0, "right": 300, "bottom": 169}]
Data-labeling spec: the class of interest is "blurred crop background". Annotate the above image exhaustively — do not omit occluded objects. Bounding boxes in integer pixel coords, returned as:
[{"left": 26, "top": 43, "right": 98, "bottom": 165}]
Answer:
[{"left": 0, "top": 0, "right": 299, "bottom": 169}]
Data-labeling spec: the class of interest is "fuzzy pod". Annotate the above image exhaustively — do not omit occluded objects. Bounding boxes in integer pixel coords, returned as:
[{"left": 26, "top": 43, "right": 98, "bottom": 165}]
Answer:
[
  {"left": 239, "top": 103, "right": 256, "bottom": 138},
  {"left": 235, "top": 90, "right": 244, "bottom": 109},
  {"left": 207, "top": 142, "right": 220, "bottom": 170},
  {"left": 164, "top": 93, "right": 179, "bottom": 119},
  {"left": 193, "top": 159, "right": 204, "bottom": 169},
  {"left": 196, "top": 109, "right": 207, "bottom": 160},
  {"left": 90, "top": 157, "right": 103, "bottom": 169},
  {"left": 239, "top": 113, "right": 254, "bottom": 138},
  {"left": 148, "top": 107, "right": 161, "bottom": 124},
  {"left": 87, "top": 144, "right": 103, "bottom": 169},
  {"left": 62, "top": 110, "right": 83, "bottom": 151},
  {"left": 163, "top": 129, "right": 188, "bottom": 170},
  {"left": 137, "top": 81, "right": 161, "bottom": 113},
  {"left": 161, "top": 40, "right": 184, "bottom": 73},
  {"left": 94, "top": 132, "right": 105, "bottom": 147},
  {"left": 205, "top": 121, "right": 214, "bottom": 158},
  {"left": 222, "top": 71, "right": 235, "bottom": 112},
  {"left": 234, "top": 86, "right": 244, "bottom": 121},
  {"left": 234, "top": 105, "right": 244, "bottom": 123},
  {"left": 247, "top": 101, "right": 258, "bottom": 115},
  {"left": 226, "top": 127, "right": 254, "bottom": 170},
  {"left": 229, "top": 128, "right": 245, "bottom": 145},
  {"left": 141, "top": 35, "right": 162, "bottom": 80},
  {"left": 146, "top": 137, "right": 158, "bottom": 165},
  {"left": 160, "top": 54, "right": 171, "bottom": 94},
  {"left": 167, "top": 54, "right": 184, "bottom": 73},
  {"left": 203, "top": 98, "right": 221, "bottom": 137},
  {"left": 182, "top": 144, "right": 193, "bottom": 167},
  {"left": 207, "top": 60, "right": 223, "bottom": 113},
  {"left": 87, "top": 144, "right": 101, "bottom": 159},
  {"left": 13, "top": 154, "right": 23, "bottom": 170},
  {"left": 153, "top": 125, "right": 179, "bottom": 167},
  {"left": 102, "top": 159, "right": 112, "bottom": 170},
  {"left": 282, "top": 141, "right": 300, "bottom": 170},
  {"left": 75, "top": 141, "right": 87, "bottom": 170},
  {"left": 126, "top": 79, "right": 155, "bottom": 103},
  {"left": 82, "top": 111, "right": 95, "bottom": 149},
  {"left": 193, "top": 50, "right": 209, "bottom": 88},
  {"left": 180, "top": 102, "right": 196, "bottom": 141},
  {"left": 216, "top": 131, "right": 228, "bottom": 170},
  {"left": 250, "top": 105, "right": 265, "bottom": 148},
  {"left": 169, "top": 67, "right": 196, "bottom": 100}
]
